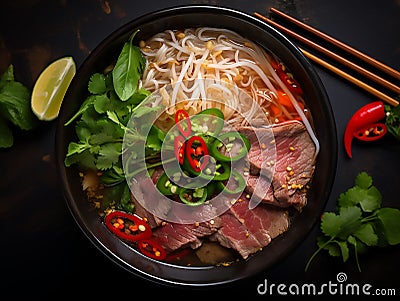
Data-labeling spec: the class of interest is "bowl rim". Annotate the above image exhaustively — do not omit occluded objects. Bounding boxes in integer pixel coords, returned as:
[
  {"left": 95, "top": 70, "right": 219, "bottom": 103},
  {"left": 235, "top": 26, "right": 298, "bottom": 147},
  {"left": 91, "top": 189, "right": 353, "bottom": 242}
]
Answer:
[{"left": 56, "top": 4, "right": 338, "bottom": 287}]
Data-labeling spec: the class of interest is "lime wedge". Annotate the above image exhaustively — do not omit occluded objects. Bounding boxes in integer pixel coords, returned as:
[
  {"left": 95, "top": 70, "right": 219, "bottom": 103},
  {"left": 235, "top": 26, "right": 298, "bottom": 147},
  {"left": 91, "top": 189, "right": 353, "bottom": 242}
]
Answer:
[{"left": 31, "top": 56, "right": 76, "bottom": 121}]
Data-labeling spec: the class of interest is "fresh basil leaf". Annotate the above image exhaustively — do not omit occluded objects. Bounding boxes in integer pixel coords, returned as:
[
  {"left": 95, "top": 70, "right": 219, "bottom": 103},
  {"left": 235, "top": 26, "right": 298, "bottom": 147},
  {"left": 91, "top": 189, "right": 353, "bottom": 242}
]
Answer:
[
  {"left": 112, "top": 30, "right": 146, "bottom": 101},
  {"left": 0, "top": 80, "right": 37, "bottom": 130}
]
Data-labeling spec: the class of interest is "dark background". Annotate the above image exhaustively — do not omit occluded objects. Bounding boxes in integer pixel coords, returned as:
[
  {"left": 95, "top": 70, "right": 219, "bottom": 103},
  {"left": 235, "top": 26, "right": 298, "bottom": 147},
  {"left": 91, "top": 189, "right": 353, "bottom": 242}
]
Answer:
[{"left": 1, "top": 0, "right": 399, "bottom": 299}]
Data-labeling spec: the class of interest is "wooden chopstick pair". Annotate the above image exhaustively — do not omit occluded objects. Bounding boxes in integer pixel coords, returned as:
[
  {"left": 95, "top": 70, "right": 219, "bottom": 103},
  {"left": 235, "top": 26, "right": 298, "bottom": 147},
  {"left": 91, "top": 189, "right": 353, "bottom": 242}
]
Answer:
[{"left": 254, "top": 8, "right": 400, "bottom": 107}]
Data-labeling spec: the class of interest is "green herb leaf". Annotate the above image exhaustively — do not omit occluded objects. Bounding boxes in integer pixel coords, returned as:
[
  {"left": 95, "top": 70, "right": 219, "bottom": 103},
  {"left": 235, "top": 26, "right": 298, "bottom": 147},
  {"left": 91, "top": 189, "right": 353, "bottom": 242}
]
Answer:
[
  {"left": 112, "top": 30, "right": 146, "bottom": 101},
  {"left": 354, "top": 171, "right": 372, "bottom": 189},
  {"left": 320, "top": 212, "right": 341, "bottom": 237},
  {"left": 385, "top": 100, "right": 400, "bottom": 140},
  {"left": 306, "top": 171, "right": 400, "bottom": 272},
  {"left": 336, "top": 206, "right": 362, "bottom": 240},
  {"left": 0, "top": 117, "right": 13, "bottom": 148},
  {"left": 338, "top": 172, "right": 382, "bottom": 212},
  {"left": 93, "top": 94, "right": 111, "bottom": 114},
  {"left": 376, "top": 207, "right": 400, "bottom": 245},
  {"left": 64, "top": 148, "right": 96, "bottom": 169},
  {"left": 96, "top": 142, "right": 122, "bottom": 170},
  {"left": 353, "top": 223, "right": 378, "bottom": 246},
  {"left": 100, "top": 165, "right": 125, "bottom": 185},
  {"left": 0, "top": 66, "right": 37, "bottom": 132},
  {"left": 336, "top": 240, "right": 350, "bottom": 262},
  {"left": 0, "top": 64, "right": 15, "bottom": 87},
  {"left": 88, "top": 73, "right": 107, "bottom": 94},
  {"left": 64, "top": 96, "right": 95, "bottom": 126}
]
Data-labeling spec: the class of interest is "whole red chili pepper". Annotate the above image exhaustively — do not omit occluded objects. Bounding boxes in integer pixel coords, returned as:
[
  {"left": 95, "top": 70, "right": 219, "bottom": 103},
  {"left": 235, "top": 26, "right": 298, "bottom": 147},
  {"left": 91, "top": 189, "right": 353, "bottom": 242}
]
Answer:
[{"left": 344, "top": 101, "right": 387, "bottom": 158}]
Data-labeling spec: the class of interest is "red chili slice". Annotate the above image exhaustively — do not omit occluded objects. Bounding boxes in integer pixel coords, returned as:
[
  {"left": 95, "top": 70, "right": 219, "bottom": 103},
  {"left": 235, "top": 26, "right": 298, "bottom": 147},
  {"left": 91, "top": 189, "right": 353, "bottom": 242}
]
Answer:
[
  {"left": 271, "top": 59, "right": 303, "bottom": 95},
  {"left": 104, "top": 211, "right": 152, "bottom": 242},
  {"left": 137, "top": 238, "right": 167, "bottom": 260},
  {"left": 354, "top": 122, "right": 388, "bottom": 142},
  {"left": 186, "top": 135, "right": 209, "bottom": 172},
  {"left": 165, "top": 248, "right": 192, "bottom": 263},
  {"left": 174, "top": 135, "right": 186, "bottom": 165},
  {"left": 175, "top": 109, "right": 192, "bottom": 137}
]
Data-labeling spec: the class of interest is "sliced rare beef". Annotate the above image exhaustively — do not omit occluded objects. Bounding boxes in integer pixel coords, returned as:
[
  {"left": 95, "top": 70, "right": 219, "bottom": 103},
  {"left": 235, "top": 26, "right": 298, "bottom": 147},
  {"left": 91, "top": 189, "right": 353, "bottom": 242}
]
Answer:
[
  {"left": 210, "top": 210, "right": 263, "bottom": 260},
  {"left": 152, "top": 217, "right": 221, "bottom": 253},
  {"left": 146, "top": 202, "right": 223, "bottom": 253},
  {"left": 211, "top": 196, "right": 289, "bottom": 259},
  {"left": 239, "top": 120, "right": 316, "bottom": 209},
  {"left": 148, "top": 193, "right": 289, "bottom": 260},
  {"left": 245, "top": 173, "right": 275, "bottom": 205}
]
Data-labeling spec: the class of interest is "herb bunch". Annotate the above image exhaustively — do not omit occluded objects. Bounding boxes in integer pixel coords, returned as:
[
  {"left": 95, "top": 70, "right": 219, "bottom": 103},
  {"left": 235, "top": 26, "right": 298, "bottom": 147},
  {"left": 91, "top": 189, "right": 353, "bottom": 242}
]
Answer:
[
  {"left": 64, "top": 31, "right": 164, "bottom": 212},
  {"left": 306, "top": 171, "right": 400, "bottom": 272}
]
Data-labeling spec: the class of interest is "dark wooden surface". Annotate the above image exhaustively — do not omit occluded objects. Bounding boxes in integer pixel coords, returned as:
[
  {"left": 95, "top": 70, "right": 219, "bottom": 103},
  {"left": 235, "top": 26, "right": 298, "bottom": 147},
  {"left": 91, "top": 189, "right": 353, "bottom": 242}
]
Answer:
[{"left": 1, "top": 0, "right": 399, "bottom": 299}]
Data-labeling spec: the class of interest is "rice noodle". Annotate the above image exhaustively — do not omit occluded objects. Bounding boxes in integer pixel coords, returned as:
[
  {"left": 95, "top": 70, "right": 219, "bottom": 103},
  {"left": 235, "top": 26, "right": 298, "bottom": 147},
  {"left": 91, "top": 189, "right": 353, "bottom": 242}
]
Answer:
[{"left": 139, "top": 27, "right": 320, "bottom": 158}]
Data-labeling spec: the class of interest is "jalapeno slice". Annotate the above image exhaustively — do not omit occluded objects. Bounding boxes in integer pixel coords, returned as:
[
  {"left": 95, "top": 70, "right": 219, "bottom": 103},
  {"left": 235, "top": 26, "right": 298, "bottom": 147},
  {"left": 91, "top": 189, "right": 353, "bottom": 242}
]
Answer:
[
  {"left": 156, "top": 171, "right": 180, "bottom": 195},
  {"left": 190, "top": 108, "right": 225, "bottom": 138},
  {"left": 211, "top": 131, "right": 250, "bottom": 162},
  {"left": 179, "top": 187, "right": 208, "bottom": 206},
  {"left": 216, "top": 170, "right": 246, "bottom": 195},
  {"left": 186, "top": 157, "right": 231, "bottom": 181}
]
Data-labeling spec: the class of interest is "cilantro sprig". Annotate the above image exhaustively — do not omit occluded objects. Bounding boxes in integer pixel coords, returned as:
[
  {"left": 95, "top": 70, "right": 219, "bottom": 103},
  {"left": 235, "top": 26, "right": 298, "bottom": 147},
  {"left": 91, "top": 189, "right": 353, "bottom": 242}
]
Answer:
[
  {"left": 305, "top": 172, "right": 400, "bottom": 272},
  {"left": 64, "top": 31, "right": 164, "bottom": 212}
]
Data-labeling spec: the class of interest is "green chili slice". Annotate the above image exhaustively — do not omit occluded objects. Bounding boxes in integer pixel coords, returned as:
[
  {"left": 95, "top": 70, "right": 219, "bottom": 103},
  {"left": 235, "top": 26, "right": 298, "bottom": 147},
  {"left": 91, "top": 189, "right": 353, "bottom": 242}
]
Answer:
[
  {"left": 190, "top": 108, "right": 225, "bottom": 138},
  {"left": 156, "top": 172, "right": 180, "bottom": 195},
  {"left": 211, "top": 131, "right": 250, "bottom": 162},
  {"left": 179, "top": 187, "right": 208, "bottom": 206},
  {"left": 216, "top": 170, "right": 246, "bottom": 194}
]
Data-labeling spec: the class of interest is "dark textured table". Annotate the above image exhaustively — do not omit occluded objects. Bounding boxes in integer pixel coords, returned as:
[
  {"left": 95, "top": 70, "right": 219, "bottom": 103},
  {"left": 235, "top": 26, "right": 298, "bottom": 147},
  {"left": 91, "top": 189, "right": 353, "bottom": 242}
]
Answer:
[{"left": 1, "top": 0, "right": 399, "bottom": 299}]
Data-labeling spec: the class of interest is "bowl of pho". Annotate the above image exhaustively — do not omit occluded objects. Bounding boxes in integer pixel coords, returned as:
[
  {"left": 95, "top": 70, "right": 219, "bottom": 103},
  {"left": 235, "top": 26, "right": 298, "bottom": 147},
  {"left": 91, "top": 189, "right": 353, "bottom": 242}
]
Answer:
[{"left": 56, "top": 5, "right": 337, "bottom": 287}]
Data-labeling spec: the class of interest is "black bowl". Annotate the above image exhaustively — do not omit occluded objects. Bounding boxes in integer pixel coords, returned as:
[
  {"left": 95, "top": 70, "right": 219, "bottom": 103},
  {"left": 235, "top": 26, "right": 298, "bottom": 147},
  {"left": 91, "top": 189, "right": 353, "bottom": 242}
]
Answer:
[{"left": 56, "top": 5, "right": 337, "bottom": 287}]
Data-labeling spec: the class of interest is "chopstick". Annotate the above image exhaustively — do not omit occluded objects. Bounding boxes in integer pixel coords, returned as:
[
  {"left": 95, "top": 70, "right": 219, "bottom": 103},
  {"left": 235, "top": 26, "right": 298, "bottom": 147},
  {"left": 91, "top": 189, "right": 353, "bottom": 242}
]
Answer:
[
  {"left": 268, "top": 7, "right": 400, "bottom": 81},
  {"left": 301, "top": 48, "right": 399, "bottom": 106},
  {"left": 254, "top": 11, "right": 400, "bottom": 95},
  {"left": 253, "top": 10, "right": 400, "bottom": 107}
]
